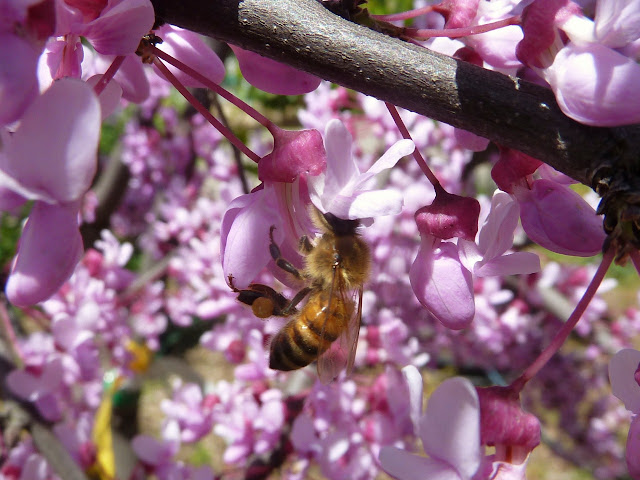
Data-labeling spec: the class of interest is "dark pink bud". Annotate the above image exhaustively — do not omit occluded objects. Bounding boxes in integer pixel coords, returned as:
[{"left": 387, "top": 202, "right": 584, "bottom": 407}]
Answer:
[
  {"left": 476, "top": 386, "right": 541, "bottom": 453},
  {"left": 491, "top": 148, "right": 543, "bottom": 193},
  {"left": 225, "top": 339, "right": 246, "bottom": 364},
  {"left": 258, "top": 128, "right": 326, "bottom": 183},
  {"left": 415, "top": 188, "right": 480, "bottom": 241},
  {"left": 634, "top": 363, "right": 640, "bottom": 388}
]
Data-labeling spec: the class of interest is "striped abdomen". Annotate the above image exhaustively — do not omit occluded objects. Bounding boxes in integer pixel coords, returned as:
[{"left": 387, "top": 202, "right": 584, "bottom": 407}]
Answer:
[{"left": 269, "top": 290, "right": 353, "bottom": 371}]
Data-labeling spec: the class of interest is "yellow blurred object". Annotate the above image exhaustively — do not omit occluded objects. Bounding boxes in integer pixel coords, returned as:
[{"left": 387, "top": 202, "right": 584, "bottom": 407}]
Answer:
[
  {"left": 90, "top": 372, "right": 123, "bottom": 480},
  {"left": 126, "top": 339, "right": 153, "bottom": 373}
]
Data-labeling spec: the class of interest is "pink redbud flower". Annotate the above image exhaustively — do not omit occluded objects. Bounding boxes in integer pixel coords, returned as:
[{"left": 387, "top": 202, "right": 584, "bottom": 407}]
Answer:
[
  {"left": 221, "top": 128, "right": 326, "bottom": 288},
  {"left": 515, "top": 178, "right": 606, "bottom": 256},
  {"left": 609, "top": 348, "right": 640, "bottom": 479},
  {"left": 380, "top": 373, "right": 484, "bottom": 480},
  {"left": 459, "top": 191, "right": 541, "bottom": 277},
  {"left": 1, "top": 78, "right": 100, "bottom": 305},
  {"left": 230, "top": 44, "right": 322, "bottom": 95},
  {"left": 308, "top": 119, "right": 414, "bottom": 222},
  {"left": 410, "top": 235, "right": 475, "bottom": 330}
]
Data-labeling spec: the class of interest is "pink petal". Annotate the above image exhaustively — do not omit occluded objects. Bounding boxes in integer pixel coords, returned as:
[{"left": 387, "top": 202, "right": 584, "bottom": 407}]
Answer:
[
  {"left": 323, "top": 119, "right": 358, "bottom": 190},
  {"left": 93, "top": 53, "right": 150, "bottom": 103},
  {"left": 154, "top": 25, "right": 225, "bottom": 88},
  {"left": 86, "top": 74, "right": 123, "bottom": 118},
  {"left": 131, "top": 435, "right": 165, "bottom": 465},
  {"left": 0, "top": 34, "right": 39, "bottom": 125},
  {"left": 595, "top": 0, "right": 640, "bottom": 48},
  {"left": 6, "top": 202, "right": 84, "bottom": 306},
  {"left": 547, "top": 42, "right": 640, "bottom": 126},
  {"left": 230, "top": 45, "right": 321, "bottom": 95},
  {"left": 3, "top": 78, "right": 100, "bottom": 203},
  {"left": 421, "top": 377, "right": 482, "bottom": 479},
  {"left": 402, "top": 365, "right": 424, "bottom": 434},
  {"left": 453, "top": 128, "right": 490, "bottom": 152},
  {"left": 410, "top": 237, "right": 475, "bottom": 330},
  {"left": 516, "top": 179, "right": 605, "bottom": 256},
  {"left": 477, "top": 192, "right": 519, "bottom": 260},
  {"left": 627, "top": 415, "right": 640, "bottom": 479},
  {"left": 362, "top": 139, "right": 415, "bottom": 177},
  {"left": 82, "top": 0, "right": 155, "bottom": 55},
  {"left": 220, "top": 189, "right": 281, "bottom": 288},
  {"left": 6, "top": 356, "right": 64, "bottom": 400},
  {"left": 379, "top": 446, "right": 459, "bottom": 480},
  {"left": 346, "top": 189, "right": 403, "bottom": 219},
  {"left": 475, "top": 252, "right": 540, "bottom": 277},
  {"left": 609, "top": 348, "right": 640, "bottom": 413}
]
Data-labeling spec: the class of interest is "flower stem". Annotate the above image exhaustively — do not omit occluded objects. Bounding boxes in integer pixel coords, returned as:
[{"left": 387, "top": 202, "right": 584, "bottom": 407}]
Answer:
[
  {"left": 510, "top": 246, "right": 615, "bottom": 393},
  {"left": 405, "top": 16, "right": 520, "bottom": 40},
  {"left": 149, "top": 45, "right": 275, "bottom": 131},
  {"left": 0, "top": 299, "right": 23, "bottom": 367},
  {"left": 93, "top": 55, "right": 126, "bottom": 97},
  {"left": 152, "top": 56, "right": 261, "bottom": 163},
  {"left": 384, "top": 102, "right": 440, "bottom": 187},
  {"left": 371, "top": 5, "right": 437, "bottom": 22}
]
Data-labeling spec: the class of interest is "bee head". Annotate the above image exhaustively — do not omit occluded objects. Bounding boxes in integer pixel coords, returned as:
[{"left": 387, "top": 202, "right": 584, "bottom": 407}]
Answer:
[{"left": 321, "top": 212, "right": 360, "bottom": 236}]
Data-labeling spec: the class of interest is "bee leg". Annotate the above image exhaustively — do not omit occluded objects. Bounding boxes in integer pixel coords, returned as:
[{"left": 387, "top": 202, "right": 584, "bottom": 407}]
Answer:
[
  {"left": 269, "top": 226, "right": 302, "bottom": 279},
  {"left": 282, "top": 286, "right": 313, "bottom": 315},
  {"left": 229, "top": 279, "right": 293, "bottom": 318}
]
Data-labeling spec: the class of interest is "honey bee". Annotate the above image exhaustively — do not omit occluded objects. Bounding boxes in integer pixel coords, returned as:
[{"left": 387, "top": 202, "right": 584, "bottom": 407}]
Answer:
[{"left": 230, "top": 208, "right": 370, "bottom": 383}]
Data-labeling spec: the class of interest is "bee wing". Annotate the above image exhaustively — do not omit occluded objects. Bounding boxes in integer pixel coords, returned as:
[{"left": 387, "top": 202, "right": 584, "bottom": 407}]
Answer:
[{"left": 316, "top": 286, "right": 361, "bottom": 384}]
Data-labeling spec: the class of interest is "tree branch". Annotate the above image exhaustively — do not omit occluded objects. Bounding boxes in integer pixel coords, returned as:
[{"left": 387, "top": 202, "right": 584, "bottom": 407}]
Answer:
[
  {"left": 150, "top": 0, "right": 640, "bottom": 251},
  {"left": 150, "top": 0, "right": 640, "bottom": 188}
]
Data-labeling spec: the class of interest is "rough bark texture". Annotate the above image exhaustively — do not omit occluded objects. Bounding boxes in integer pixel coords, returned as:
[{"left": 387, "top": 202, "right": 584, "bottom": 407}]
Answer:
[{"left": 150, "top": 0, "right": 640, "bottom": 249}]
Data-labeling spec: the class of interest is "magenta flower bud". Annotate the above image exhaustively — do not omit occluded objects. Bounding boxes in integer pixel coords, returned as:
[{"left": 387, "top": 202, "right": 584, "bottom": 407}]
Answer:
[
  {"left": 410, "top": 236, "right": 475, "bottom": 329},
  {"left": 516, "top": 178, "right": 606, "bottom": 256},
  {"left": 258, "top": 128, "right": 326, "bottom": 183},
  {"left": 415, "top": 188, "right": 480, "bottom": 241},
  {"left": 491, "top": 148, "right": 543, "bottom": 193},
  {"left": 476, "top": 386, "right": 541, "bottom": 456}
]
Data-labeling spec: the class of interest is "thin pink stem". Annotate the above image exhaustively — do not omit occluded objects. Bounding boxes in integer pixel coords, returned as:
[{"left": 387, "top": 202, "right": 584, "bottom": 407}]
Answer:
[
  {"left": 510, "top": 246, "right": 615, "bottom": 393},
  {"left": 371, "top": 5, "right": 437, "bottom": 22},
  {"left": 152, "top": 57, "right": 261, "bottom": 163},
  {"left": 149, "top": 45, "right": 276, "bottom": 132},
  {"left": 384, "top": 102, "right": 441, "bottom": 187},
  {"left": 93, "top": 55, "right": 126, "bottom": 97},
  {"left": 0, "top": 300, "right": 23, "bottom": 366},
  {"left": 406, "top": 16, "right": 520, "bottom": 39}
]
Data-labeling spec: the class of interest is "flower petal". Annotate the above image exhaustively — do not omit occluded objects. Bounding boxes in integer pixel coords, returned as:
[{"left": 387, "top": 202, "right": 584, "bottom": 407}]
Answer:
[
  {"left": 410, "top": 237, "right": 475, "bottom": 330},
  {"left": 547, "top": 42, "right": 640, "bottom": 126},
  {"left": 626, "top": 415, "right": 640, "bottom": 479},
  {"left": 609, "top": 348, "right": 640, "bottom": 413},
  {"left": 6, "top": 202, "right": 84, "bottom": 306},
  {"left": 155, "top": 25, "right": 225, "bottom": 88},
  {"left": 3, "top": 78, "right": 100, "bottom": 203},
  {"left": 379, "top": 446, "right": 461, "bottom": 480},
  {"left": 0, "top": 34, "right": 39, "bottom": 126},
  {"left": 83, "top": 0, "right": 155, "bottom": 55},
  {"left": 421, "top": 377, "right": 482, "bottom": 479},
  {"left": 230, "top": 45, "right": 321, "bottom": 95}
]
